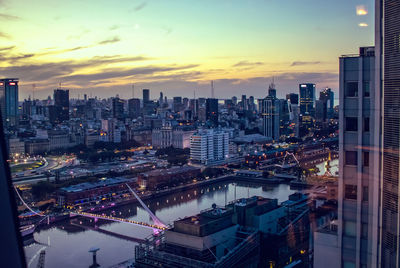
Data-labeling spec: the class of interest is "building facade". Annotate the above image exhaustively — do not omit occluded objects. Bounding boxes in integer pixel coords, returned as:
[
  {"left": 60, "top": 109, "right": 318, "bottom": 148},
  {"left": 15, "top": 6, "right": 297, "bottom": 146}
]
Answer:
[
  {"left": 206, "top": 98, "right": 219, "bottom": 126},
  {"left": 299, "top": 83, "right": 315, "bottom": 116},
  {"left": 379, "top": 0, "right": 400, "bottom": 266},
  {"left": 0, "top": 78, "right": 19, "bottom": 127},
  {"left": 190, "top": 129, "right": 229, "bottom": 165},
  {"left": 260, "top": 85, "right": 280, "bottom": 141},
  {"left": 53, "top": 89, "right": 69, "bottom": 123}
]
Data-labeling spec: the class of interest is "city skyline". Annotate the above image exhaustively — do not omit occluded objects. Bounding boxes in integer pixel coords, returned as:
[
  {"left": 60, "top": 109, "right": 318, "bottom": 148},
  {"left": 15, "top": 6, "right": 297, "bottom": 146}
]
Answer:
[{"left": 0, "top": 0, "right": 374, "bottom": 100}]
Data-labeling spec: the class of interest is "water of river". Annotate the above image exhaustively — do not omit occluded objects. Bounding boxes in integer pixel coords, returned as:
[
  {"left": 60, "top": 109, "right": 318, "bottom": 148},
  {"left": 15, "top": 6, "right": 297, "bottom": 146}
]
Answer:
[{"left": 24, "top": 180, "right": 296, "bottom": 267}]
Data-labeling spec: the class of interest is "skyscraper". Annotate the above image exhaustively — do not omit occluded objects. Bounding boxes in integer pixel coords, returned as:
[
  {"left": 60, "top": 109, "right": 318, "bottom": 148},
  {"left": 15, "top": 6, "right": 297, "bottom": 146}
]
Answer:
[
  {"left": 143, "top": 89, "right": 150, "bottom": 103},
  {"left": 241, "top": 94, "right": 247, "bottom": 110},
  {"left": 159, "top": 92, "right": 163, "bottom": 105},
  {"left": 112, "top": 97, "right": 124, "bottom": 120},
  {"left": 173, "top": 96, "right": 182, "bottom": 113},
  {"left": 128, "top": 98, "right": 140, "bottom": 119},
  {"left": 260, "top": 83, "right": 280, "bottom": 140},
  {"left": 319, "top": 88, "right": 335, "bottom": 121},
  {"left": 53, "top": 89, "right": 69, "bottom": 123},
  {"left": 338, "top": 46, "right": 378, "bottom": 267},
  {"left": 286, "top": 93, "right": 299, "bottom": 105},
  {"left": 379, "top": 0, "right": 400, "bottom": 266},
  {"left": 0, "top": 78, "right": 19, "bottom": 127},
  {"left": 299, "top": 83, "right": 315, "bottom": 115},
  {"left": 206, "top": 98, "right": 218, "bottom": 126}
]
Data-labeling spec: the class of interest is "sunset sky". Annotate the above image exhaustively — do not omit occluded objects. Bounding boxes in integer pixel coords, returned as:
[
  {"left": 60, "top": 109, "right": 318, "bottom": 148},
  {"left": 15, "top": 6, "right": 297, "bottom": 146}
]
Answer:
[{"left": 0, "top": 0, "right": 374, "bottom": 100}]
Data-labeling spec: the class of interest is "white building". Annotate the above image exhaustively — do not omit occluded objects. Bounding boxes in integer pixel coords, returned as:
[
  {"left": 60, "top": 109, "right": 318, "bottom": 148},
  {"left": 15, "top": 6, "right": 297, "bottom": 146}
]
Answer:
[
  {"left": 152, "top": 123, "right": 196, "bottom": 149},
  {"left": 190, "top": 129, "right": 229, "bottom": 165}
]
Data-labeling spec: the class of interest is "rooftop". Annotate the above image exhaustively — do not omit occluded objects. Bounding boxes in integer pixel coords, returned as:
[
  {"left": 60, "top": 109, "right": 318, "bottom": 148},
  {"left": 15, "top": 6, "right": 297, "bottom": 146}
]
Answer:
[
  {"left": 232, "top": 134, "right": 272, "bottom": 144},
  {"left": 60, "top": 177, "right": 132, "bottom": 193},
  {"left": 141, "top": 166, "right": 199, "bottom": 177}
]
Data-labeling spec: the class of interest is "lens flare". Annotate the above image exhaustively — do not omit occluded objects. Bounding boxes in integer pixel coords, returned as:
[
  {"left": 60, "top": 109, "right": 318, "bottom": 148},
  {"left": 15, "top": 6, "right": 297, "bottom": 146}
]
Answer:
[{"left": 356, "top": 5, "right": 368, "bottom": 16}]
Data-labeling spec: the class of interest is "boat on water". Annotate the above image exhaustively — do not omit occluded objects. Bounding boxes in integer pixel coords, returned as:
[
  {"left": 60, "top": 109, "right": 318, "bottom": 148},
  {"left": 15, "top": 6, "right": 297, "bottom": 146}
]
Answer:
[{"left": 20, "top": 224, "right": 35, "bottom": 238}]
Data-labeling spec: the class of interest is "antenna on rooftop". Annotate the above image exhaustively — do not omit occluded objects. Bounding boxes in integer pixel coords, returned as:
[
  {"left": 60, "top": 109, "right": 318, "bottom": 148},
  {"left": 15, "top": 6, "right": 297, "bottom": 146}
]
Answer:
[
  {"left": 132, "top": 83, "right": 135, "bottom": 98},
  {"left": 211, "top": 81, "right": 215, "bottom": 98}
]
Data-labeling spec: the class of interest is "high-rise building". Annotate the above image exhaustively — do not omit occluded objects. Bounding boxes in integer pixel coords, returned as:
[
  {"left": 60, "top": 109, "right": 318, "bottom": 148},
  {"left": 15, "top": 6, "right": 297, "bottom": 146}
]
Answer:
[
  {"left": 173, "top": 96, "right": 182, "bottom": 113},
  {"left": 299, "top": 83, "right": 315, "bottom": 115},
  {"left": 314, "top": 47, "right": 378, "bottom": 268},
  {"left": 53, "top": 89, "right": 69, "bottom": 123},
  {"left": 339, "top": 46, "right": 378, "bottom": 267},
  {"left": 232, "top": 96, "right": 238, "bottom": 105},
  {"left": 241, "top": 95, "right": 247, "bottom": 110},
  {"left": 159, "top": 91, "right": 163, "bottom": 105},
  {"left": 260, "top": 84, "right": 280, "bottom": 140},
  {"left": 379, "top": 0, "right": 400, "bottom": 266},
  {"left": 190, "top": 129, "right": 229, "bottom": 165},
  {"left": 112, "top": 97, "right": 124, "bottom": 120},
  {"left": 206, "top": 98, "right": 219, "bottom": 126},
  {"left": 189, "top": 99, "right": 199, "bottom": 120},
  {"left": 128, "top": 98, "right": 140, "bottom": 119},
  {"left": 143, "top": 89, "right": 150, "bottom": 103},
  {"left": 0, "top": 78, "right": 19, "bottom": 127},
  {"left": 286, "top": 93, "right": 299, "bottom": 105},
  {"left": 319, "top": 88, "right": 335, "bottom": 121}
]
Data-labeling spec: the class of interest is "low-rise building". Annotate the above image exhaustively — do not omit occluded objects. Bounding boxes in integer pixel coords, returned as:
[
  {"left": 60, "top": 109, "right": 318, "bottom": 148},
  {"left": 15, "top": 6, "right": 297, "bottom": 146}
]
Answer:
[
  {"left": 48, "top": 130, "right": 73, "bottom": 151},
  {"left": 8, "top": 138, "right": 25, "bottom": 156},
  {"left": 135, "top": 205, "right": 260, "bottom": 268},
  {"left": 25, "top": 138, "right": 50, "bottom": 155},
  {"left": 137, "top": 166, "right": 201, "bottom": 190},
  {"left": 57, "top": 177, "right": 136, "bottom": 206}
]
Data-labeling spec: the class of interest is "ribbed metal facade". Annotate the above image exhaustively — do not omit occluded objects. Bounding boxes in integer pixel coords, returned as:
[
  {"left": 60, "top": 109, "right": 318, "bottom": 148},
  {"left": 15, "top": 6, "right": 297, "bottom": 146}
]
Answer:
[{"left": 381, "top": 0, "right": 400, "bottom": 266}]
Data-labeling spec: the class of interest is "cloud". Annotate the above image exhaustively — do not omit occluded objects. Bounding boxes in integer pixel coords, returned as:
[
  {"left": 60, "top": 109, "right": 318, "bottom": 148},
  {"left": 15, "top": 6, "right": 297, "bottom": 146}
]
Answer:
[
  {"left": 0, "top": 13, "right": 20, "bottom": 20},
  {"left": 38, "top": 36, "right": 121, "bottom": 56},
  {"left": 358, "top": 23, "right": 368, "bottom": 27},
  {"left": 0, "top": 53, "right": 34, "bottom": 61},
  {"left": 356, "top": 5, "right": 368, "bottom": 16},
  {"left": 60, "top": 64, "right": 199, "bottom": 83},
  {"left": 0, "top": 31, "right": 11, "bottom": 39},
  {"left": 0, "top": 45, "right": 15, "bottom": 52},
  {"left": 233, "top": 61, "right": 264, "bottom": 67},
  {"left": 0, "top": 55, "right": 154, "bottom": 82},
  {"left": 291, "top": 61, "right": 321, "bottom": 66},
  {"left": 98, "top": 36, "right": 120, "bottom": 45},
  {"left": 132, "top": 2, "right": 147, "bottom": 12}
]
